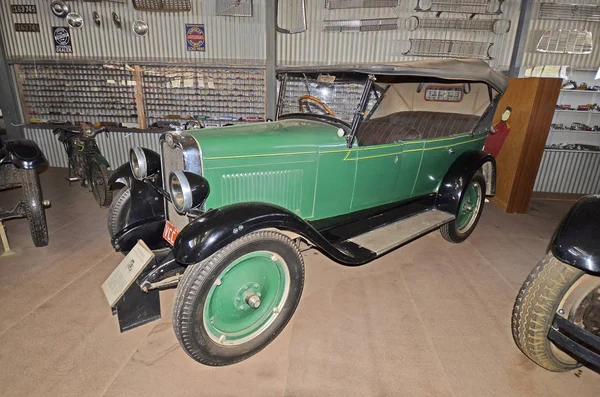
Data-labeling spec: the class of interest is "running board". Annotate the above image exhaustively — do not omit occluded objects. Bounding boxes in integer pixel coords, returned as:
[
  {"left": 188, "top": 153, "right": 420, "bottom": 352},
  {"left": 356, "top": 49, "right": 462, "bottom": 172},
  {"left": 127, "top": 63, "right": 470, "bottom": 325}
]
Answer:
[{"left": 347, "top": 209, "right": 454, "bottom": 255}]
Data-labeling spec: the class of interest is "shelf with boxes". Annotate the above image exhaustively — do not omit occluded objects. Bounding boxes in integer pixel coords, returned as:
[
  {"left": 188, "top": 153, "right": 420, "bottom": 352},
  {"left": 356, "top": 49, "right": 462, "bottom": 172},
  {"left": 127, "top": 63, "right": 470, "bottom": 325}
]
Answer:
[{"left": 14, "top": 63, "right": 268, "bottom": 130}]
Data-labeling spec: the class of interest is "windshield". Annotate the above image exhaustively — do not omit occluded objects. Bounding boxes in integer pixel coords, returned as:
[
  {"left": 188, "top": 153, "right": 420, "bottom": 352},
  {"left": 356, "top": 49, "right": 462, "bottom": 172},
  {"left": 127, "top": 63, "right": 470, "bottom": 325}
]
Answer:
[{"left": 278, "top": 74, "right": 378, "bottom": 125}]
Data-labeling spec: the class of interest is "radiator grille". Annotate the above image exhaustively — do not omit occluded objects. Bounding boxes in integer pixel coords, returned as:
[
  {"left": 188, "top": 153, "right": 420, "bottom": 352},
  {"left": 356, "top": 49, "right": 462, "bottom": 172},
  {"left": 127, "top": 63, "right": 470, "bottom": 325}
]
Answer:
[{"left": 161, "top": 140, "right": 189, "bottom": 230}]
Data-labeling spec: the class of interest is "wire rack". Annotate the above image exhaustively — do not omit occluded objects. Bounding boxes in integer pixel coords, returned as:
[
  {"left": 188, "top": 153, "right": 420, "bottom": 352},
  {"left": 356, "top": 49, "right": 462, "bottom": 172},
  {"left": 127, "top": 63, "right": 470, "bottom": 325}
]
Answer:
[
  {"left": 216, "top": 0, "right": 252, "bottom": 17},
  {"left": 132, "top": 0, "right": 191, "bottom": 12},
  {"left": 324, "top": 18, "right": 399, "bottom": 32},
  {"left": 406, "top": 16, "right": 510, "bottom": 33},
  {"left": 403, "top": 39, "right": 493, "bottom": 59},
  {"left": 415, "top": 0, "right": 504, "bottom": 15},
  {"left": 325, "top": 0, "right": 399, "bottom": 9},
  {"left": 536, "top": 30, "right": 593, "bottom": 55},
  {"left": 539, "top": 2, "right": 600, "bottom": 22}
]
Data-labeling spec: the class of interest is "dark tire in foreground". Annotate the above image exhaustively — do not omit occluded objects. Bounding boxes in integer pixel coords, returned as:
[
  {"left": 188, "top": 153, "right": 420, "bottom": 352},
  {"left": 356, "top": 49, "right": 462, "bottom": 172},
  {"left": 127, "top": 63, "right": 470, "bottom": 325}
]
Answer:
[
  {"left": 91, "top": 161, "right": 112, "bottom": 208},
  {"left": 512, "top": 253, "right": 586, "bottom": 372},
  {"left": 172, "top": 230, "right": 304, "bottom": 366},
  {"left": 107, "top": 187, "right": 130, "bottom": 239},
  {"left": 440, "top": 172, "right": 485, "bottom": 243},
  {"left": 22, "top": 169, "right": 48, "bottom": 247}
]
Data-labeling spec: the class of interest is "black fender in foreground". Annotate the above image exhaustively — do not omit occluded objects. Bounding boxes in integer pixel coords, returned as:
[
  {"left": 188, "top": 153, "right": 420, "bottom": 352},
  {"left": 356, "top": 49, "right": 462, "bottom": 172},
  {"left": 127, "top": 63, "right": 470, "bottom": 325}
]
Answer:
[
  {"left": 108, "top": 162, "right": 134, "bottom": 190},
  {"left": 552, "top": 195, "right": 600, "bottom": 274},
  {"left": 0, "top": 139, "right": 48, "bottom": 170},
  {"left": 435, "top": 149, "right": 496, "bottom": 215},
  {"left": 173, "top": 202, "right": 376, "bottom": 267}
]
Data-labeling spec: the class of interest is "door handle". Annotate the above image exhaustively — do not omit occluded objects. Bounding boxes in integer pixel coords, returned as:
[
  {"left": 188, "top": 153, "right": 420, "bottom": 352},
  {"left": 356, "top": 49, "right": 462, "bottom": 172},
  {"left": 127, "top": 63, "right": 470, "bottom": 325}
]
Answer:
[{"left": 448, "top": 148, "right": 455, "bottom": 154}]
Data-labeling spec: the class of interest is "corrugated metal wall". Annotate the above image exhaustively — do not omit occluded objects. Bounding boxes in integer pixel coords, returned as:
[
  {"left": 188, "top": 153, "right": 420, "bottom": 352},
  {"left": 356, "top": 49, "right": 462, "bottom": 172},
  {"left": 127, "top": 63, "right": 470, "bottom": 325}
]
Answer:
[
  {"left": 24, "top": 126, "right": 162, "bottom": 168},
  {"left": 1, "top": 0, "right": 265, "bottom": 65},
  {"left": 522, "top": 0, "right": 600, "bottom": 71},
  {"left": 277, "top": 0, "right": 522, "bottom": 71},
  {"left": 534, "top": 149, "right": 600, "bottom": 193}
]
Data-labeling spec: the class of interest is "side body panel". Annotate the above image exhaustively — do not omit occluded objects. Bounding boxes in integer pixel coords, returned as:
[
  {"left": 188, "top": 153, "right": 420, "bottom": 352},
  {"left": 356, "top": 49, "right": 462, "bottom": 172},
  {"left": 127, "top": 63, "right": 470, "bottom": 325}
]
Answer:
[{"left": 552, "top": 195, "right": 600, "bottom": 274}]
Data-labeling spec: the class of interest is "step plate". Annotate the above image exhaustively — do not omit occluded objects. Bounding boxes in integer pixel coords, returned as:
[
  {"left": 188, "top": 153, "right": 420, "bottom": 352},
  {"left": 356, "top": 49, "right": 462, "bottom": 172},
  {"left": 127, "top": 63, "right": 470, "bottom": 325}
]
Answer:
[{"left": 348, "top": 209, "right": 454, "bottom": 254}]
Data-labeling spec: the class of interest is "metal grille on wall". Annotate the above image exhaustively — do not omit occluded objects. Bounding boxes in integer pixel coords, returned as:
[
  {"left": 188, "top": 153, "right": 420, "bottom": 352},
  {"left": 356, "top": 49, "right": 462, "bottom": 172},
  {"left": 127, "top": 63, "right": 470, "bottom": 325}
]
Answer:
[
  {"left": 277, "top": 0, "right": 521, "bottom": 71},
  {"left": 523, "top": 0, "right": 600, "bottom": 71},
  {"left": 0, "top": 0, "right": 266, "bottom": 64},
  {"left": 534, "top": 149, "right": 600, "bottom": 193}
]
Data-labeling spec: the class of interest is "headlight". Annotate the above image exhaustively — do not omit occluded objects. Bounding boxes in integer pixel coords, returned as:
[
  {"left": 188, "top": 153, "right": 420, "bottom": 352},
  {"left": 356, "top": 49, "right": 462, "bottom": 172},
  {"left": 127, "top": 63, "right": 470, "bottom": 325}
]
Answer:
[
  {"left": 169, "top": 171, "right": 210, "bottom": 213},
  {"left": 130, "top": 147, "right": 160, "bottom": 180}
]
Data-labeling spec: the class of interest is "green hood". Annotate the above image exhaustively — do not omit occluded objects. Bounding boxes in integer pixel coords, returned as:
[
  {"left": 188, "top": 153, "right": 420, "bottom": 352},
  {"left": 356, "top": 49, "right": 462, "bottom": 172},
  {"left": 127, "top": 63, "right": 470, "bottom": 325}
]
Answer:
[{"left": 187, "top": 119, "right": 345, "bottom": 160}]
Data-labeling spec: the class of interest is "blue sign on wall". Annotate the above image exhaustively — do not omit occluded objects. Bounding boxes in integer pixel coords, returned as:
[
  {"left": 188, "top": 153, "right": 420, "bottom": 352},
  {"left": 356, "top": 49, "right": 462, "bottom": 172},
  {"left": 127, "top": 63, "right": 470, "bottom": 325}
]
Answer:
[{"left": 185, "top": 24, "right": 206, "bottom": 52}]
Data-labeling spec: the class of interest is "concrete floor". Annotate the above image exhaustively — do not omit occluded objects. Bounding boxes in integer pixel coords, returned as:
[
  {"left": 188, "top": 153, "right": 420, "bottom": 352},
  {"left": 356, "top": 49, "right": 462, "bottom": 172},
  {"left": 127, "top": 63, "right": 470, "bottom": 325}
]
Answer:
[{"left": 0, "top": 167, "right": 598, "bottom": 397}]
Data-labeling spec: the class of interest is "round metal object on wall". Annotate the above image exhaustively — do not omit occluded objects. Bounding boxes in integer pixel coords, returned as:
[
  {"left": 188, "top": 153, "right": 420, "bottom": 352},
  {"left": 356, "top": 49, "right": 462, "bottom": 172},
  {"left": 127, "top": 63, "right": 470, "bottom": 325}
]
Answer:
[
  {"left": 93, "top": 11, "right": 101, "bottom": 27},
  {"left": 51, "top": 0, "right": 70, "bottom": 18},
  {"left": 112, "top": 12, "right": 122, "bottom": 29},
  {"left": 67, "top": 13, "right": 84, "bottom": 29},
  {"left": 132, "top": 20, "right": 148, "bottom": 37}
]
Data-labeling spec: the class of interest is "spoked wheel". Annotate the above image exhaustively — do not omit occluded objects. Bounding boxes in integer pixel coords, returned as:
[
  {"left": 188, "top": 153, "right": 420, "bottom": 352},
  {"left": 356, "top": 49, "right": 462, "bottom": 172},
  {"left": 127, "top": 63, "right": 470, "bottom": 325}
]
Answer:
[
  {"left": 90, "top": 160, "right": 112, "bottom": 207},
  {"left": 512, "top": 253, "right": 600, "bottom": 371},
  {"left": 173, "top": 230, "right": 304, "bottom": 366},
  {"left": 440, "top": 172, "right": 485, "bottom": 243},
  {"left": 22, "top": 169, "right": 49, "bottom": 247}
]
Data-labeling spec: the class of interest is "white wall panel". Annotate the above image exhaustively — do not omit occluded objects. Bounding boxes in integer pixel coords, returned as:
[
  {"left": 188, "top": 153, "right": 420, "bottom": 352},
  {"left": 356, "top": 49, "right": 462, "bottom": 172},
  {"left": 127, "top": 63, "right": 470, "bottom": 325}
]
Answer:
[
  {"left": 1, "top": 0, "right": 265, "bottom": 65},
  {"left": 277, "top": 0, "right": 522, "bottom": 71}
]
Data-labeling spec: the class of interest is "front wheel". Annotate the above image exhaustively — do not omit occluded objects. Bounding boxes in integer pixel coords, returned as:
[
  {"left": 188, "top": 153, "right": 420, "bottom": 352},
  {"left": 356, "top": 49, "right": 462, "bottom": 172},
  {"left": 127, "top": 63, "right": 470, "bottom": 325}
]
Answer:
[
  {"left": 90, "top": 160, "right": 112, "bottom": 207},
  {"left": 22, "top": 169, "right": 48, "bottom": 247},
  {"left": 172, "top": 230, "right": 305, "bottom": 366},
  {"left": 440, "top": 172, "right": 485, "bottom": 243},
  {"left": 512, "top": 253, "right": 600, "bottom": 371}
]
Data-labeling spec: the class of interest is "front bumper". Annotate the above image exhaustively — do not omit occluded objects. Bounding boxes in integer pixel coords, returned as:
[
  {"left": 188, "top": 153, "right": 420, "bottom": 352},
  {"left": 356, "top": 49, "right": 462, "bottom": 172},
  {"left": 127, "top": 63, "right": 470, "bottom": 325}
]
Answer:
[{"left": 548, "top": 314, "right": 600, "bottom": 373}]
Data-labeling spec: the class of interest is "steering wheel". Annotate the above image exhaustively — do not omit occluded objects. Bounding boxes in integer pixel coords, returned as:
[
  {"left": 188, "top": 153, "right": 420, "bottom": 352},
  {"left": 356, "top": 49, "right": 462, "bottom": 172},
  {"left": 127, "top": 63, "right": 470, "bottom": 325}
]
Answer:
[{"left": 298, "top": 95, "right": 335, "bottom": 117}]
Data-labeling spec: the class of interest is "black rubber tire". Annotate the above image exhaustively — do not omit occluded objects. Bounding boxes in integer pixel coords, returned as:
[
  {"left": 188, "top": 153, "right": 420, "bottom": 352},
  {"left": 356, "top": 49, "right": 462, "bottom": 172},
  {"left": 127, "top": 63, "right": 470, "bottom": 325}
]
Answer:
[
  {"left": 22, "top": 169, "right": 48, "bottom": 247},
  {"left": 440, "top": 172, "right": 485, "bottom": 243},
  {"left": 91, "top": 161, "right": 112, "bottom": 208},
  {"left": 512, "top": 253, "right": 583, "bottom": 372},
  {"left": 172, "top": 230, "right": 304, "bottom": 366},
  {"left": 107, "top": 187, "right": 130, "bottom": 239}
]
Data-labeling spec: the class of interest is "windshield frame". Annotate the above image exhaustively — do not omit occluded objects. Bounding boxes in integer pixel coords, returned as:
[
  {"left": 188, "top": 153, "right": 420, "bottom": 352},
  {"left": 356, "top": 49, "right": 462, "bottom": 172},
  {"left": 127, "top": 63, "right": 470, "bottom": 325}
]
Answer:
[{"left": 276, "top": 72, "right": 375, "bottom": 148}]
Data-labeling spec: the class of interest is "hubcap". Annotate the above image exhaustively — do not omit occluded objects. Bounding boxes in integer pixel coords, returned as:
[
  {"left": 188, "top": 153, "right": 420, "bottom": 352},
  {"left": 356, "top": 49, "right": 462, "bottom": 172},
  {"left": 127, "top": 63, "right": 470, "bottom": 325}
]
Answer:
[
  {"left": 456, "top": 181, "right": 482, "bottom": 233},
  {"left": 203, "top": 251, "right": 290, "bottom": 346}
]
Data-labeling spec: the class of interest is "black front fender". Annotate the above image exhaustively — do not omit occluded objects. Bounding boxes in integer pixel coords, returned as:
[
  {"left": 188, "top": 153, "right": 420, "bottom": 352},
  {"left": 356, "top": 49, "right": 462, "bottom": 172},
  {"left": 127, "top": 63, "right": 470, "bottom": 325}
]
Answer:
[
  {"left": 552, "top": 195, "right": 600, "bottom": 274},
  {"left": 173, "top": 203, "right": 376, "bottom": 266},
  {"left": 108, "top": 162, "right": 134, "bottom": 190},
  {"left": 0, "top": 139, "right": 48, "bottom": 170},
  {"left": 436, "top": 149, "right": 496, "bottom": 215}
]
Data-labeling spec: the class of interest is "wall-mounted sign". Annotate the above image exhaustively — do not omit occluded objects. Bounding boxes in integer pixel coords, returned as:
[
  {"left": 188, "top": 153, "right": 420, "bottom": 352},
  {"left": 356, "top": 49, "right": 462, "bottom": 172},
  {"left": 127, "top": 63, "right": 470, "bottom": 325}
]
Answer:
[
  {"left": 15, "top": 23, "right": 40, "bottom": 32},
  {"left": 11, "top": 4, "right": 37, "bottom": 13},
  {"left": 52, "top": 27, "right": 72, "bottom": 53},
  {"left": 185, "top": 24, "right": 206, "bottom": 52}
]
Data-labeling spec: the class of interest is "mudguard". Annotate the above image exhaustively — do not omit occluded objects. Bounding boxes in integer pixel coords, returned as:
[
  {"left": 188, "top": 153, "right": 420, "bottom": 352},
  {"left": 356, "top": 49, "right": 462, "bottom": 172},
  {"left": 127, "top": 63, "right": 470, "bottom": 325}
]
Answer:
[
  {"left": 93, "top": 153, "right": 110, "bottom": 168},
  {"left": 435, "top": 149, "right": 496, "bottom": 215},
  {"left": 108, "top": 162, "right": 134, "bottom": 190},
  {"left": 0, "top": 139, "right": 48, "bottom": 170},
  {"left": 109, "top": 161, "right": 168, "bottom": 252},
  {"left": 172, "top": 202, "right": 376, "bottom": 267},
  {"left": 552, "top": 195, "right": 600, "bottom": 274}
]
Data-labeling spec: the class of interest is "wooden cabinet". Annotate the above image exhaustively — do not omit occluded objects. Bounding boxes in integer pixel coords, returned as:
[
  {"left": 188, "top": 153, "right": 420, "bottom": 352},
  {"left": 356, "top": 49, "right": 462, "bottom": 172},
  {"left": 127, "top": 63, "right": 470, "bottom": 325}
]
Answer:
[{"left": 491, "top": 77, "right": 562, "bottom": 213}]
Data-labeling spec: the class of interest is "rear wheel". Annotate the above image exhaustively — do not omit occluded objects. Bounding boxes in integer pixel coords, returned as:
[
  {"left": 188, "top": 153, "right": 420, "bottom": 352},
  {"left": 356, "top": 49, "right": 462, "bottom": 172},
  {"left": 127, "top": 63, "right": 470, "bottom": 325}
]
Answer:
[
  {"left": 90, "top": 160, "right": 112, "bottom": 207},
  {"left": 511, "top": 253, "right": 600, "bottom": 371},
  {"left": 22, "top": 169, "right": 48, "bottom": 247},
  {"left": 440, "top": 172, "right": 485, "bottom": 243},
  {"left": 172, "top": 230, "right": 304, "bottom": 366}
]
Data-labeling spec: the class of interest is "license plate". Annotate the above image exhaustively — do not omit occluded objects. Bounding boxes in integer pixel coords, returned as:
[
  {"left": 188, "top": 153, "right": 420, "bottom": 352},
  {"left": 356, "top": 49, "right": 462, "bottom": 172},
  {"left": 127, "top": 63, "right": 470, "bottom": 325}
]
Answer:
[
  {"left": 102, "top": 240, "right": 154, "bottom": 307},
  {"left": 162, "top": 220, "right": 180, "bottom": 246}
]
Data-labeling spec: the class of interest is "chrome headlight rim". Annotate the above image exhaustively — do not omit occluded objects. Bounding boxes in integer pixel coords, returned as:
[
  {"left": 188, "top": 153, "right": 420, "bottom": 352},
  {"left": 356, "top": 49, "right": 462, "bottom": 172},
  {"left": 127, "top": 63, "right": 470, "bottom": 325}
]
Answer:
[
  {"left": 169, "top": 170, "right": 193, "bottom": 213},
  {"left": 130, "top": 147, "right": 147, "bottom": 180}
]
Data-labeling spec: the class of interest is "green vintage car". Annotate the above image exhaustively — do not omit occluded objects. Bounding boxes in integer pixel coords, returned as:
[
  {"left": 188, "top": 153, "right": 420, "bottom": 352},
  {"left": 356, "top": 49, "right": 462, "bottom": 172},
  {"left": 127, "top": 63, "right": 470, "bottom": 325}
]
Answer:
[{"left": 105, "top": 59, "right": 507, "bottom": 366}]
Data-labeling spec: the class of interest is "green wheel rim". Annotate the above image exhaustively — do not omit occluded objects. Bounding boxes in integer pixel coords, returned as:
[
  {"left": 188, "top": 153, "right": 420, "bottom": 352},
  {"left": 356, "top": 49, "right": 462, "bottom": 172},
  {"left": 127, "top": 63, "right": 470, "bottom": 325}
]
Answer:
[
  {"left": 203, "top": 250, "right": 290, "bottom": 346},
  {"left": 456, "top": 180, "right": 482, "bottom": 233}
]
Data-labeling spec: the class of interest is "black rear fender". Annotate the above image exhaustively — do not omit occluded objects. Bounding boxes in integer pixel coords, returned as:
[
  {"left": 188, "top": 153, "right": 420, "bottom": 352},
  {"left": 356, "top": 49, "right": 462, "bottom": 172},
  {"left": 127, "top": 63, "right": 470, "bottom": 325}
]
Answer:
[
  {"left": 552, "top": 195, "right": 600, "bottom": 274},
  {"left": 436, "top": 149, "right": 496, "bottom": 215},
  {"left": 173, "top": 203, "right": 375, "bottom": 266},
  {"left": 0, "top": 139, "right": 48, "bottom": 170}
]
